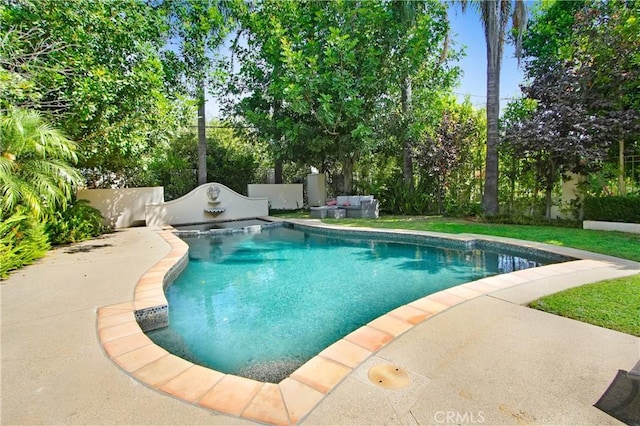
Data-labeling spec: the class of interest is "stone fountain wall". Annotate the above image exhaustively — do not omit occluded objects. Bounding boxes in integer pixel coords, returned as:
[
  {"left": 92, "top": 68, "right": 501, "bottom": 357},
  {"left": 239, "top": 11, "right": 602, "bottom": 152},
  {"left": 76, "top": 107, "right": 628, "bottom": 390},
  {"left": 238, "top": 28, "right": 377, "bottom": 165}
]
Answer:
[{"left": 145, "top": 183, "right": 269, "bottom": 227}]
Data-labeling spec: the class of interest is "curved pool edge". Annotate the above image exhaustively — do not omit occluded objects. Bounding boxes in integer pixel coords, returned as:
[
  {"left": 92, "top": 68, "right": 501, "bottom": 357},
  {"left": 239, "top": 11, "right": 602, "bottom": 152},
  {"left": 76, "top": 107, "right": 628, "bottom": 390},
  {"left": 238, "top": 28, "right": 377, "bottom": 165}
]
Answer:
[{"left": 96, "top": 219, "right": 640, "bottom": 426}]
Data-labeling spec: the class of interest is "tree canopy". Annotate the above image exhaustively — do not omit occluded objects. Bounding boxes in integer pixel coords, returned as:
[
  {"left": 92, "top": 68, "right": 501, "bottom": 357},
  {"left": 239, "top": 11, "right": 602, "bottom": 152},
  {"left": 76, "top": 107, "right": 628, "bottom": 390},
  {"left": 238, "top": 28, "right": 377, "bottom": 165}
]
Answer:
[
  {"left": 502, "top": 0, "right": 640, "bottom": 214},
  {"left": 230, "top": 0, "right": 456, "bottom": 194},
  {"left": 1, "top": 0, "right": 193, "bottom": 185}
]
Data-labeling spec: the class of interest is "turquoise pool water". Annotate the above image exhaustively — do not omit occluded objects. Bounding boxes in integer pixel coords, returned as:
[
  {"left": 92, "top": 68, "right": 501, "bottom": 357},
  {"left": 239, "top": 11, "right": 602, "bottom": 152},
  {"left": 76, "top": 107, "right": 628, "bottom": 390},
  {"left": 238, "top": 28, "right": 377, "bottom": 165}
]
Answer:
[{"left": 148, "top": 225, "right": 560, "bottom": 382}]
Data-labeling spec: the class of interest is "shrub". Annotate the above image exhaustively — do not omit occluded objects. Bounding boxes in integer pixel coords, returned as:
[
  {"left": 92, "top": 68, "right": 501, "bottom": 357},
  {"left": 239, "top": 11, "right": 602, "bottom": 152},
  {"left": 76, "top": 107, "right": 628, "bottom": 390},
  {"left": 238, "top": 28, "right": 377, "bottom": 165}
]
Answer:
[
  {"left": 377, "top": 178, "right": 435, "bottom": 215},
  {"left": 45, "top": 199, "right": 111, "bottom": 245},
  {"left": 479, "top": 214, "right": 582, "bottom": 228},
  {"left": 444, "top": 201, "right": 483, "bottom": 218},
  {"left": 0, "top": 210, "right": 50, "bottom": 279},
  {"left": 583, "top": 196, "right": 640, "bottom": 224}
]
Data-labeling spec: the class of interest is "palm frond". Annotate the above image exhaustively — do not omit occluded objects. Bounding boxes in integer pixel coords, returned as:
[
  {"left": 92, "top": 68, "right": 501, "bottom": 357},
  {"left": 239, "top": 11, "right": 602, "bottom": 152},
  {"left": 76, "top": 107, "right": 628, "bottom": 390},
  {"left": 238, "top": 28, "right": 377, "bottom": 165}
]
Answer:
[
  {"left": 0, "top": 107, "right": 81, "bottom": 218},
  {"left": 512, "top": 0, "right": 528, "bottom": 63}
]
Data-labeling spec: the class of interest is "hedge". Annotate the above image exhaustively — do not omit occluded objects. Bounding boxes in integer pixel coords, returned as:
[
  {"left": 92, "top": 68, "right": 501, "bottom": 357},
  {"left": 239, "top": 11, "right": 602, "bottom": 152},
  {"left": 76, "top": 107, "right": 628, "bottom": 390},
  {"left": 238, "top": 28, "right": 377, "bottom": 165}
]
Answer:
[{"left": 583, "top": 196, "right": 640, "bottom": 224}]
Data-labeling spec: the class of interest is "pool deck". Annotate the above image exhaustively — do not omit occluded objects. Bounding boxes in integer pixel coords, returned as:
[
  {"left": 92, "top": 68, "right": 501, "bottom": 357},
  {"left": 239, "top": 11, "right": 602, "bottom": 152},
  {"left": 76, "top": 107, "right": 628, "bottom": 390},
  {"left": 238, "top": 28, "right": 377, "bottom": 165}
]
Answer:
[{"left": 1, "top": 221, "right": 639, "bottom": 425}]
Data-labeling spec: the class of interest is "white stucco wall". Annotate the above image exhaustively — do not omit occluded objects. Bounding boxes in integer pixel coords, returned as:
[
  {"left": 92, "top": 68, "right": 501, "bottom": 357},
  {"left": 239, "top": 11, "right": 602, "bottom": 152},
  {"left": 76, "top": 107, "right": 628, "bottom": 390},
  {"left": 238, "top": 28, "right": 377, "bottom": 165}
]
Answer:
[
  {"left": 583, "top": 221, "right": 640, "bottom": 234},
  {"left": 306, "top": 173, "right": 326, "bottom": 207},
  {"left": 77, "top": 187, "right": 164, "bottom": 228},
  {"left": 145, "top": 183, "right": 269, "bottom": 226},
  {"left": 247, "top": 184, "right": 303, "bottom": 210},
  {"left": 550, "top": 173, "right": 585, "bottom": 219}
]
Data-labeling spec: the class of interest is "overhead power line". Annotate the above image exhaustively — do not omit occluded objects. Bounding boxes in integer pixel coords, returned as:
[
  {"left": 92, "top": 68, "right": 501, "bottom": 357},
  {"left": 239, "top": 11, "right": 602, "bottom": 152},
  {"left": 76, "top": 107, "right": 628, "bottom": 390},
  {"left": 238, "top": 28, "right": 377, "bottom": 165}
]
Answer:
[{"left": 453, "top": 91, "right": 519, "bottom": 101}]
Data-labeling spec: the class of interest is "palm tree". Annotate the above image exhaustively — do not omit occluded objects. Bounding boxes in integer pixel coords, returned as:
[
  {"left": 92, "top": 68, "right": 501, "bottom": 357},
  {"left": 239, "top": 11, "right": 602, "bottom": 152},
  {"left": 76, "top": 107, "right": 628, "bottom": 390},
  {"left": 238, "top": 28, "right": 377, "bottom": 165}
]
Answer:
[
  {"left": 461, "top": 0, "right": 527, "bottom": 215},
  {"left": 0, "top": 108, "right": 82, "bottom": 218}
]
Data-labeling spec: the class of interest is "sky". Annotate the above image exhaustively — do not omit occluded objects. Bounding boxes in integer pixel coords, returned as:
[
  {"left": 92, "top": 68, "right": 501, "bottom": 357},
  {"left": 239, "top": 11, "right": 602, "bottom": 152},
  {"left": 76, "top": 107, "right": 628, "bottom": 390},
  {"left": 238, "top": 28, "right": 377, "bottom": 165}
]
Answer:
[
  {"left": 447, "top": 4, "right": 528, "bottom": 112},
  {"left": 206, "top": 3, "right": 528, "bottom": 118}
]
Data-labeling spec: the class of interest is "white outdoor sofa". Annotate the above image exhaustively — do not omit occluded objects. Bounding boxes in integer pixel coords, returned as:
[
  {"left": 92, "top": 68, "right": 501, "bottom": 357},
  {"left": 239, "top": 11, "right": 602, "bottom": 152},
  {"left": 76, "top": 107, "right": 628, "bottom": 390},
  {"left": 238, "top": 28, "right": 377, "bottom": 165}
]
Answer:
[{"left": 310, "top": 195, "right": 379, "bottom": 219}]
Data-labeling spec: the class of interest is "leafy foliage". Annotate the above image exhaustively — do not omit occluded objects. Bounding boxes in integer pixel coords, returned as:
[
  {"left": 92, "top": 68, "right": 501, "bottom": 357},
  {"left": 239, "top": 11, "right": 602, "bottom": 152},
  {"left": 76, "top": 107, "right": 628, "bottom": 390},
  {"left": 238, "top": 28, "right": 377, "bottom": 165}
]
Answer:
[
  {"left": 206, "top": 126, "right": 266, "bottom": 196},
  {"left": 377, "top": 177, "right": 433, "bottom": 215},
  {"left": 1, "top": 0, "right": 193, "bottom": 184},
  {"left": 583, "top": 196, "right": 640, "bottom": 224},
  {"left": 499, "top": 97, "right": 539, "bottom": 215},
  {"left": 0, "top": 209, "right": 50, "bottom": 279},
  {"left": 161, "top": 0, "right": 244, "bottom": 185},
  {"left": 520, "top": 0, "right": 586, "bottom": 72},
  {"left": 504, "top": 0, "right": 640, "bottom": 217},
  {"left": 142, "top": 123, "right": 267, "bottom": 200},
  {"left": 231, "top": 0, "right": 455, "bottom": 194},
  {"left": 45, "top": 199, "right": 110, "bottom": 245},
  {"left": 0, "top": 27, "right": 69, "bottom": 112},
  {"left": 414, "top": 98, "right": 485, "bottom": 214},
  {"left": 0, "top": 108, "right": 82, "bottom": 218}
]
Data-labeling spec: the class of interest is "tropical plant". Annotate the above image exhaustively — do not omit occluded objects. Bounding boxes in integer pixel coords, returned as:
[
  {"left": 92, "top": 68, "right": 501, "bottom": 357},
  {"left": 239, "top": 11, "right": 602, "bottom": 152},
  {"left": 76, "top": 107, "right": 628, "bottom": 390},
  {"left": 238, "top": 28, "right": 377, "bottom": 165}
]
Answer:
[
  {"left": 0, "top": 209, "right": 50, "bottom": 279},
  {"left": 0, "top": 108, "right": 82, "bottom": 218},
  {"left": 45, "top": 199, "right": 109, "bottom": 245}
]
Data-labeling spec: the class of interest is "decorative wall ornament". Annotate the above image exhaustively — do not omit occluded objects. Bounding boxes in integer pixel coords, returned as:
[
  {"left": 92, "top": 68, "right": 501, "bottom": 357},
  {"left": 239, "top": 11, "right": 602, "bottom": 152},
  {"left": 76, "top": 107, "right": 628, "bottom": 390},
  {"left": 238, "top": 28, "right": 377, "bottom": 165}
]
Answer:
[
  {"left": 207, "top": 185, "right": 220, "bottom": 202},
  {"left": 205, "top": 184, "right": 225, "bottom": 214}
]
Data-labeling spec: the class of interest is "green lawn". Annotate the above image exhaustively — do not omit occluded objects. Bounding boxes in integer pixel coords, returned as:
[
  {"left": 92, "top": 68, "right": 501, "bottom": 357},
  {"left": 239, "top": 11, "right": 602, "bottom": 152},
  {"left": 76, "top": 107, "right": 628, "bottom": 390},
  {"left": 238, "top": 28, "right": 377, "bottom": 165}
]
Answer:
[
  {"left": 319, "top": 215, "right": 640, "bottom": 262},
  {"left": 530, "top": 275, "right": 640, "bottom": 337},
  {"left": 277, "top": 213, "right": 640, "bottom": 335}
]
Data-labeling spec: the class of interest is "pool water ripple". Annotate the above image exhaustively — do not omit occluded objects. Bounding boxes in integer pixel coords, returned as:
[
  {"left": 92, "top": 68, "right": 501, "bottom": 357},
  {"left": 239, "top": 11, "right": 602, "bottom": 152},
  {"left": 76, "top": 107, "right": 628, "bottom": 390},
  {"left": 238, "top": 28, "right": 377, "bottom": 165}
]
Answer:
[
  {"left": 97, "top": 221, "right": 622, "bottom": 425},
  {"left": 147, "top": 224, "right": 561, "bottom": 383}
]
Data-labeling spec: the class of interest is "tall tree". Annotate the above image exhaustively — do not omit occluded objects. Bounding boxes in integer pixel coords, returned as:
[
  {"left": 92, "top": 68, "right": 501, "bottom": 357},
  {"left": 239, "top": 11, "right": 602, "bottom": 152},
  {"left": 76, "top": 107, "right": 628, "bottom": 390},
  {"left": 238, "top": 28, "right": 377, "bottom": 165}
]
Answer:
[
  {"left": 518, "top": 0, "right": 640, "bottom": 198},
  {"left": 388, "top": 0, "right": 453, "bottom": 190},
  {"left": 227, "top": 0, "right": 290, "bottom": 183},
  {"left": 233, "top": 0, "right": 388, "bottom": 193},
  {"left": 503, "top": 64, "right": 612, "bottom": 218},
  {"left": 460, "top": 0, "right": 527, "bottom": 215},
  {"left": 163, "top": 0, "right": 243, "bottom": 185},
  {"left": 1, "top": 0, "right": 191, "bottom": 186},
  {"left": 232, "top": 0, "right": 454, "bottom": 194}
]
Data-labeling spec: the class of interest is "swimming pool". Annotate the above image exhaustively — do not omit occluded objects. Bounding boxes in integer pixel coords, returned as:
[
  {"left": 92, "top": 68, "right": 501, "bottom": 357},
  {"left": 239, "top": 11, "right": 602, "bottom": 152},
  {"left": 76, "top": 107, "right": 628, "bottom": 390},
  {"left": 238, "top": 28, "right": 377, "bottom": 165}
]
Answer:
[{"left": 148, "top": 223, "right": 568, "bottom": 383}]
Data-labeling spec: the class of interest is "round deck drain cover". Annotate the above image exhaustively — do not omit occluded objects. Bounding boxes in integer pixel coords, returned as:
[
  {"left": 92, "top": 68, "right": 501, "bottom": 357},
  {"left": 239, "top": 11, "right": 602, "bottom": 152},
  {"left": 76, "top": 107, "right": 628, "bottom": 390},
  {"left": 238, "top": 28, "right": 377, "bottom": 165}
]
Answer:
[{"left": 368, "top": 364, "right": 410, "bottom": 389}]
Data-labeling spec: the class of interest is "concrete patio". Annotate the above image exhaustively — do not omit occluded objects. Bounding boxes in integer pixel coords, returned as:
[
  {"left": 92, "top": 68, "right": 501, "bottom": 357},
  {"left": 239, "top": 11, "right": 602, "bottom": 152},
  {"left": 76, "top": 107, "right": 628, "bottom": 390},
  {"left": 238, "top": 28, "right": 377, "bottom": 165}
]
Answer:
[{"left": 1, "top": 225, "right": 638, "bottom": 425}]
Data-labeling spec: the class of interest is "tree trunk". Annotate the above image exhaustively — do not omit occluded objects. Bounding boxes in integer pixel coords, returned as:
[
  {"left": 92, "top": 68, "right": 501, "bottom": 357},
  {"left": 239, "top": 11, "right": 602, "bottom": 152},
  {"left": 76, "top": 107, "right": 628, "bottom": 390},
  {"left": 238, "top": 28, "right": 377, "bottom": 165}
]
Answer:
[
  {"left": 619, "top": 139, "right": 626, "bottom": 196},
  {"left": 545, "top": 159, "right": 556, "bottom": 219},
  {"left": 274, "top": 159, "right": 283, "bottom": 184},
  {"left": 531, "top": 158, "right": 541, "bottom": 216},
  {"left": 197, "top": 80, "right": 207, "bottom": 186},
  {"left": 401, "top": 77, "right": 414, "bottom": 190},
  {"left": 509, "top": 156, "right": 517, "bottom": 215},
  {"left": 482, "top": 1, "right": 501, "bottom": 216},
  {"left": 343, "top": 157, "right": 354, "bottom": 195}
]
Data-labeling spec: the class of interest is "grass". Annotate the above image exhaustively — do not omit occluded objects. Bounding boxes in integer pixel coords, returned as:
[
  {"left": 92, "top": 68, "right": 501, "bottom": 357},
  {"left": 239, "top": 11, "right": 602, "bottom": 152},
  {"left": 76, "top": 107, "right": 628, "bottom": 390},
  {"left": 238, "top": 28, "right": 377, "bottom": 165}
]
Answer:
[
  {"left": 316, "top": 215, "right": 640, "bottom": 262},
  {"left": 273, "top": 212, "right": 640, "bottom": 335},
  {"left": 530, "top": 275, "right": 640, "bottom": 337}
]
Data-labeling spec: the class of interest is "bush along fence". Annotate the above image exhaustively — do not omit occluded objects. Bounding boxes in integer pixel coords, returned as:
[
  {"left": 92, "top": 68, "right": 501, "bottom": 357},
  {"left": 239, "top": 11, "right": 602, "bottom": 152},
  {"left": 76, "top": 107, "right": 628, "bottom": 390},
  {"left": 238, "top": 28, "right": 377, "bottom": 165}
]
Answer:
[{"left": 583, "top": 196, "right": 640, "bottom": 224}]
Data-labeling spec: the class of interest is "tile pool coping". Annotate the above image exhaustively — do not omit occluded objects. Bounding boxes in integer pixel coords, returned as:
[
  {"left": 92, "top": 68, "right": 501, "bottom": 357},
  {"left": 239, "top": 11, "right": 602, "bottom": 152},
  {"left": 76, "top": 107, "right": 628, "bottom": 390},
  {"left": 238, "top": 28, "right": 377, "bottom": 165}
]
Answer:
[{"left": 96, "top": 219, "right": 638, "bottom": 426}]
